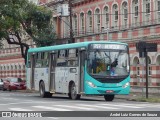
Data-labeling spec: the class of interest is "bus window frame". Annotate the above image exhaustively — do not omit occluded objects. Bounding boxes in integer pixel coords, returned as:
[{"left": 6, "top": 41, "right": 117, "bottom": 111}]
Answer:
[{"left": 56, "top": 48, "right": 79, "bottom": 67}]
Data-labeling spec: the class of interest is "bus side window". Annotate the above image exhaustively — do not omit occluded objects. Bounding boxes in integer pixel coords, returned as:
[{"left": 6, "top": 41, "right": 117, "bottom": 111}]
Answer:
[
  {"left": 68, "top": 49, "right": 78, "bottom": 66},
  {"left": 43, "top": 52, "right": 49, "bottom": 67},
  {"left": 27, "top": 54, "right": 31, "bottom": 68},
  {"left": 35, "top": 52, "right": 42, "bottom": 68},
  {"left": 57, "top": 50, "right": 67, "bottom": 66}
]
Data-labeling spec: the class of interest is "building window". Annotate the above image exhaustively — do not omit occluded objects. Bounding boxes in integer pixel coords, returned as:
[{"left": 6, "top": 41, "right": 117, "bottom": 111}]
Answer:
[
  {"left": 112, "top": 4, "right": 118, "bottom": 28},
  {"left": 157, "top": 0, "right": 160, "bottom": 22},
  {"left": 80, "top": 13, "right": 85, "bottom": 35},
  {"left": 143, "top": 0, "right": 150, "bottom": 25},
  {"left": 134, "top": 0, "right": 138, "bottom": 16},
  {"left": 146, "top": 1, "right": 150, "bottom": 13},
  {"left": 103, "top": 6, "right": 109, "bottom": 28},
  {"left": 87, "top": 11, "right": 93, "bottom": 33},
  {"left": 137, "top": 66, "right": 140, "bottom": 76},
  {"left": 132, "top": 0, "right": 139, "bottom": 26},
  {"left": 148, "top": 66, "right": 152, "bottom": 76},
  {"left": 73, "top": 14, "right": 78, "bottom": 36},
  {"left": 122, "top": 2, "right": 128, "bottom": 28},
  {"left": 95, "top": 8, "right": 101, "bottom": 32}
]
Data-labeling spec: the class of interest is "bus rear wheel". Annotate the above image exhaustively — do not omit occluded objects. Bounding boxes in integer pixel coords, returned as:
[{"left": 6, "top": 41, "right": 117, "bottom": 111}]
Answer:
[
  {"left": 70, "top": 83, "right": 81, "bottom": 100},
  {"left": 104, "top": 95, "right": 115, "bottom": 101}
]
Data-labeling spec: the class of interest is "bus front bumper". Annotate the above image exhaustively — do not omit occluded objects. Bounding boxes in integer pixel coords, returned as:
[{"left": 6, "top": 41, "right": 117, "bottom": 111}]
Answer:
[{"left": 84, "top": 84, "right": 130, "bottom": 95}]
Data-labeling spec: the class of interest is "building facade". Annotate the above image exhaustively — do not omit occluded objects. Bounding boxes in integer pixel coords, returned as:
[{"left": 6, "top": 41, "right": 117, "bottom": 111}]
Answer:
[{"left": 0, "top": 0, "right": 160, "bottom": 92}]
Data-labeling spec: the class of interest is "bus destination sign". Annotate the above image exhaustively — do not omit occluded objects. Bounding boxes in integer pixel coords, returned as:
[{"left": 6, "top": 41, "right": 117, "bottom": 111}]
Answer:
[{"left": 90, "top": 44, "right": 126, "bottom": 50}]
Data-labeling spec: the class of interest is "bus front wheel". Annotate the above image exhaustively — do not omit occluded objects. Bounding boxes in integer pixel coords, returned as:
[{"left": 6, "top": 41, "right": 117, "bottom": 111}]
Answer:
[
  {"left": 104, "top": 95, "right": 115, "bottom": 101},
  {"left": 70, "top": 83, "right": 81, "bottom": 100},
  {"left": 39, "top": 81, "right": 52, "bottom": 98}
]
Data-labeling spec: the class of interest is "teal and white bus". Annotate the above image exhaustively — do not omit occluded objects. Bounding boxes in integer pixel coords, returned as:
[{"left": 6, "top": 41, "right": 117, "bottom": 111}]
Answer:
[{"left": 26, "top": 41, "right": 130, "bottom": 101}]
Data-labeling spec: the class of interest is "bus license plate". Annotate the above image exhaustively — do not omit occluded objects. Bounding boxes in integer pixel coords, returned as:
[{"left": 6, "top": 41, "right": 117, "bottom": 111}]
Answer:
[{"left": 106, "top": 90, "right": 114, "bottom": 93}]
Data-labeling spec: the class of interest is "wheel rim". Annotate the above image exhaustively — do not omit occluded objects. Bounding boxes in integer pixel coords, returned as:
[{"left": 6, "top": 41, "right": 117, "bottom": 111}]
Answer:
[
  {"left": 71, "top": 84, "right": 77, "bottom": 98},
  {"left": 40, "top": 84, "right": 44, "bottom": 96}
]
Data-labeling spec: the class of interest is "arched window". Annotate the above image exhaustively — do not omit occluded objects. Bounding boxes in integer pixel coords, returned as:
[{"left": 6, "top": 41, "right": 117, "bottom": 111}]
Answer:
[
  {"left": 23, "top": 65, "right": 25, "bottom": 69},
  {"left": 11, "top": 65, "right": 13, "bottom": 70},
  {"left": 103, "top": 6, "right": 109, "bottom": 28},
  {"left": 156, "top": 0, "right": 160, "bottom": 23},
  {"left": 73, "top": 14, "right": 78, "bottom": 36},
  {"left": 156, "top": 55, "right": 160, "bottom": 65},
  {"left": 87, "top": 11, "right": 93, "bottom": 33},
  {"left": 122, "top": 2, "right": 128, "bottom": 28},
  {"left": 112, "top": 4, "right": 118, "bottom": 29},
  {"left": 132, "top": 0, "right": 139, "bottom": 26},
  {"left": 19, "top": 65, "right": 21, "bottom": 70},
  {"left": 95, "top": 8, "right": 101, "bottom": 32},
  {"left": 80, "top": 12, "right": 85, "bottom": 34},
  {"left": 15, "top": 65, "right": 17, "bottom": 70},
  {"left": 143, "top": 0, "right": 150, "bottom": 25},
  {"left": 133, "top": 57, "right": 140, "bottom": 76},
  {"left": 7, "top": 66, "right": 9, "bottom": 71},
  {"left": 4, "top": 66, "right": 6, "bottom": 71}
]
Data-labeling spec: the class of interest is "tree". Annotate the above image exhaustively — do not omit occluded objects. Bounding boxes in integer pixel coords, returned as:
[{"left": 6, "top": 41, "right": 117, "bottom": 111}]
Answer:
[{"left": 0, "top": 0, "right": 57, "bottom": 64}]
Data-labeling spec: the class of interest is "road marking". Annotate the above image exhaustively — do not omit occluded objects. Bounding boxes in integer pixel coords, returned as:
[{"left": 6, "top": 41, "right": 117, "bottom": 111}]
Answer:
[
  {"left": 99, "top": 104, "right": 144, "bottom": 108},
  {"left": 47, "top": 117, "right": 59, "bottom": 119},
  {"left": 1, "top": 97, "right": 19, "bottom": 100},
  {"left": 0, "top": 101, "right": 50, "bottom": 106},
  {"left": 76, "top": 104, "right": 119, "bottom": 109},
  {"left": 32, "top": 106, "right": 72, "bottom": 111},
  {"left": 54, "top": 105, "right": 97, "bottom": 110},
  {"left": 121, "top": 103, "right": 160, "bottom": 108},
  {"left": 9, "top": 108, "right": 33, "bottom": 111}
]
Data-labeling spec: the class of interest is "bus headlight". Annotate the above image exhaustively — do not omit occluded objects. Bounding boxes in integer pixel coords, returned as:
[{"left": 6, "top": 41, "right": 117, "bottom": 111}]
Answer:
[
  {"left": 122, "top": 82, "right": 130, "bottom": 88},
  {"left": 86, "top": 81, "right": 96, "bottom": 88}
]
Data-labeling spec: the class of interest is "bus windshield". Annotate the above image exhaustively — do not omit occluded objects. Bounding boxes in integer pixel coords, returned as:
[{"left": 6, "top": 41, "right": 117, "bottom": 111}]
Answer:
[{"left": 88, "top": 49, "right": 129, "bottom": 77}]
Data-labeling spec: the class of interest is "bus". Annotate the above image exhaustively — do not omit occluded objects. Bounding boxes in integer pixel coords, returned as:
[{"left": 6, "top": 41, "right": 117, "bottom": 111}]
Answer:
[{"left": 26, "top": 41, "right": 130, "bottom": 101}]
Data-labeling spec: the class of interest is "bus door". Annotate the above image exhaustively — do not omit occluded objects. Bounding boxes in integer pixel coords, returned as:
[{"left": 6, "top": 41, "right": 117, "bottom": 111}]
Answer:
[
  {"left": 49, "top": 52, "right": 56, "bottom": 92},
  {"left": 30, "top": 54, "right": 35, "bottom": 89},
  {"left": 79, "top": 50, "right": 86, "bottom": 93}
]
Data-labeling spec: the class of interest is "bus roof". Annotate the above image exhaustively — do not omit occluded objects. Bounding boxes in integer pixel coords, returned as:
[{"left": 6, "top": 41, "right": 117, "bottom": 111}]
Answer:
[{"left": 28, "top": 41, "right": 128, "bottom": 53}]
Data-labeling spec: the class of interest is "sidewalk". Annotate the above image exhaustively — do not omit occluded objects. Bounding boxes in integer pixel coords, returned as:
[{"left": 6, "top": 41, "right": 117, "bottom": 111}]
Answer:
[{"left": 115, "top": 92, "right": 160, "bottom": 101}]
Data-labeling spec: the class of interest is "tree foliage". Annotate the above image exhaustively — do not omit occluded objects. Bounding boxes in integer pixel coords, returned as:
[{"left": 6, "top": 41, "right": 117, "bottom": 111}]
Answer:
[{"left": 0, "top": 0, "right": 57, "bottom": 63}]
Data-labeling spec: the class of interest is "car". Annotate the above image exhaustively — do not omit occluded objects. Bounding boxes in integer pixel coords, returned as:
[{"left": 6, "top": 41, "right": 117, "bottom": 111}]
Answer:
[
  {"left": 0, "top": 79, "right": 3, "bottom": 90},
  {"left": 3, "top": 77, "right": 26, "bottom": 91}
]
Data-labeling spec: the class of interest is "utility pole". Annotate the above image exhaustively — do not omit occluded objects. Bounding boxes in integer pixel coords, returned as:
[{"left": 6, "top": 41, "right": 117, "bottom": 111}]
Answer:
[
  {"left": 68, "top": 0, "right": 74, "bottom": 43},
  {"left": 145, "top": 49, "right": 148, "bottom": 99}
]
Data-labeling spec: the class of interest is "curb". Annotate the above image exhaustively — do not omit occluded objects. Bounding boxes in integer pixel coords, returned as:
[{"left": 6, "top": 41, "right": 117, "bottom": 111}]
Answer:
[{"left": 17, "top": 90, "right": 38, "bottom": 93}]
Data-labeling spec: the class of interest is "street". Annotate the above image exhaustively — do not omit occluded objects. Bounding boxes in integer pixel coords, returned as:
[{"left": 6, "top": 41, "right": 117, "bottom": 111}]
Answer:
[{"left": 0, "top": 91, "right": 160, "bottom": 120}]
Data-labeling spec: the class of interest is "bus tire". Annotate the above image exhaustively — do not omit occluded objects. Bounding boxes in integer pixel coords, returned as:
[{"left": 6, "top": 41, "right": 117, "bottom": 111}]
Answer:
[
  {"left": 70, "top": 83, "right": 81, "bottom": 100},
  {"left": 68, "top": 93, "right": 71, "bottom": 99},
  {"left": 39, "top": 81, "right": 48, "bottom": 98},
  {"left": 46, "top": 92, "right": 53, "bottom": 98},
  {"left": 104, "top": 95, "right": 115, "bottom": 101}
]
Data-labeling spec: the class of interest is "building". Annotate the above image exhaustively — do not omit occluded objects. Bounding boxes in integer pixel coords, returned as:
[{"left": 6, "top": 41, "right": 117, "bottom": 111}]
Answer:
[
  {"left": 0, "top": 41, "right": 26, "bottom": 80},
  {"left": 0, "top": 0, "right": 160, "bottom": 92}
]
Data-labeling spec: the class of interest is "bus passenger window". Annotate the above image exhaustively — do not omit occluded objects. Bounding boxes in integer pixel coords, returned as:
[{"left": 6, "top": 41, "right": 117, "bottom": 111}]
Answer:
[
  {"left": 68, "top": 49, "right": 78, "bottom": 66},
  {"left": 57, "top": 50, "right": 67, "bottom": 66}
]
